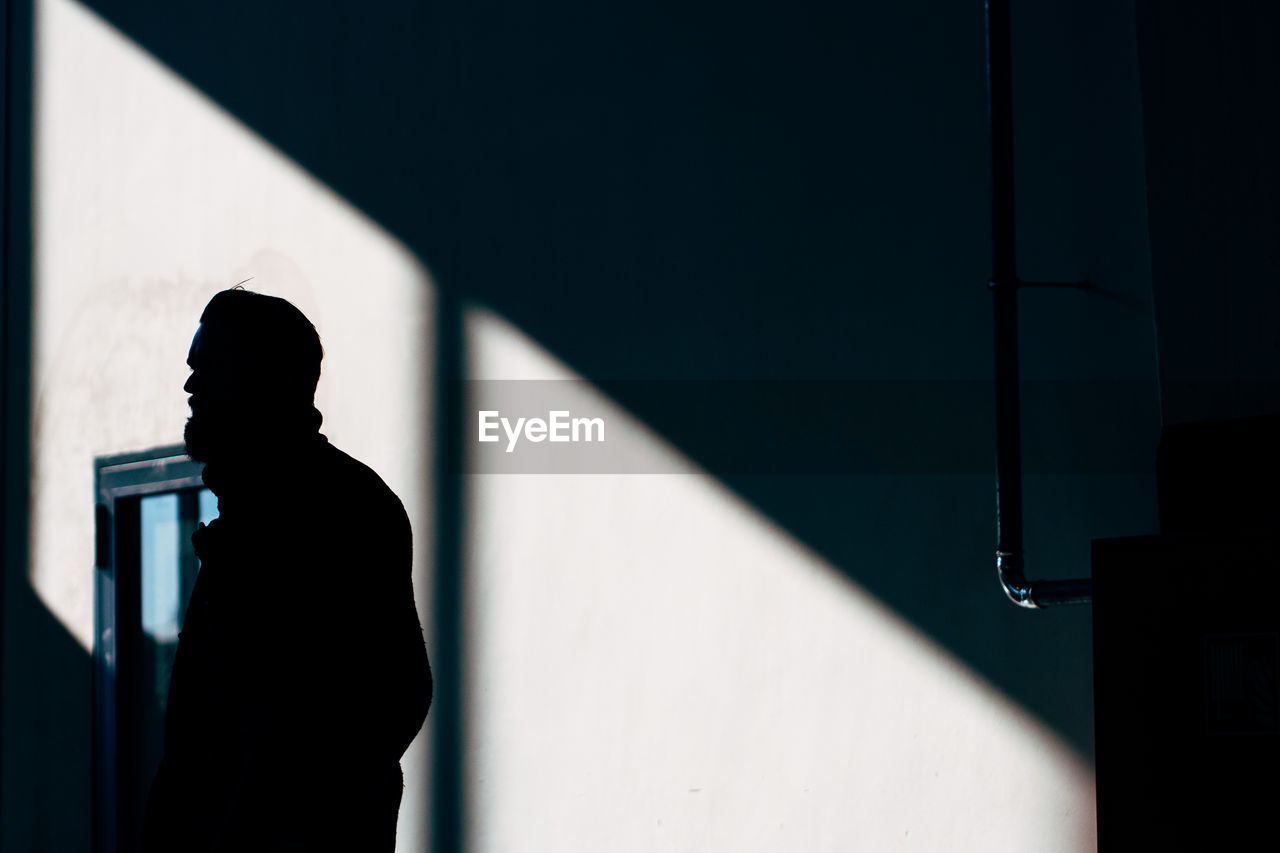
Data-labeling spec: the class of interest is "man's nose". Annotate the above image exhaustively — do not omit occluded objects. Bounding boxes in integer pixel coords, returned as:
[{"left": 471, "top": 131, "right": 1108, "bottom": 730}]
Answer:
[{"left": 184, "top": 373, "right": 198, "bottom": 394}]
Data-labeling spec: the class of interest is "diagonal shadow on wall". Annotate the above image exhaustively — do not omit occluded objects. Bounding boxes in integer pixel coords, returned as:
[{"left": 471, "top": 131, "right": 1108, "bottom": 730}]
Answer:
[
  {"left": 73, "top": 0, "right": 1160, "bottom": 751},
  {"left": 60, "top": 3, "right": 1164, "bottom": 849}
]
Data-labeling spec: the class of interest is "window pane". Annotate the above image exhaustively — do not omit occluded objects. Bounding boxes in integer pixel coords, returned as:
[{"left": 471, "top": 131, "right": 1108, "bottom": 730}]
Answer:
[
  {"left": 136, "top": 491, "right": 189, "bottom": 844},
  {"left": 140, "top": 493, "right": 181, "bottom": 643}
]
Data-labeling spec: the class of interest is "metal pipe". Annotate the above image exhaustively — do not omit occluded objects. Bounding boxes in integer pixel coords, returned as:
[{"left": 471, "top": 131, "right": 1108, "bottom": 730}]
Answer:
[{"left": 985, "top": 0, "right": 1092, "bottom": 608}]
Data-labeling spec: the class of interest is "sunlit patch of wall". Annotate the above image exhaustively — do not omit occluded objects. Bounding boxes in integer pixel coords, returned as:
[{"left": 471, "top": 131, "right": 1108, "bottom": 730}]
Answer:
[
  {"left": 10, "top": 0, "right": 434, "bottom": 847},
  {"left": 463, "top": 309, "right": 1096, "bottom": 852}
]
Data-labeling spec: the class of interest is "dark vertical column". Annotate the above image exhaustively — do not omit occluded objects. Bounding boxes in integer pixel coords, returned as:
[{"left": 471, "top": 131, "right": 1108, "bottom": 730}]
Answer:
[
  {"left": 430, "top": 287, "right": 466, "bottom": 853},
  {"left": 0, "top": 0, "right": 9, "bottom": 821},
  {"left": 1100, "top": 6, "right": 1280, "bottom": 835},
  {"left": 424, "top": 0, "right": 470, "bottom": 842},
  {"left": 1136, "top": 0, "right": 1280, "bottom": 423},
  {"left": 0, "top": 0, "right": 33, "bottom": 844}
]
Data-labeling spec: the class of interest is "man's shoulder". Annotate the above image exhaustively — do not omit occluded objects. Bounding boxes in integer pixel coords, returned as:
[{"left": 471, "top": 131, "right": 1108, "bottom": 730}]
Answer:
[{"left": 312, "top": 440, "right": 409, "bottom": 530}]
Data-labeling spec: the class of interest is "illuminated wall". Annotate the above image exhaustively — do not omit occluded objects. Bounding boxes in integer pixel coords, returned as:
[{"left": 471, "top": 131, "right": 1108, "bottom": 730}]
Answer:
[{"left": 462, "top": 311, "right": 1096, "bottom": 852}]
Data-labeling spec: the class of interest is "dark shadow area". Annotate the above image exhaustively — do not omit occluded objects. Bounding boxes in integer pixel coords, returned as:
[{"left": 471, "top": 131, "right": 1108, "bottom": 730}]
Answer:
[
  {"left": 68, "top": 0, "right": 1163, "bottom": 778},
  {"left": 0, "top": 1, "right": 45, "bottom": 848},
  {"left": 1, "top": 63, "right": 98, "bottom": 835},
  {"left": 0, "top": 584, "right": 95, "bottom": 851},
  {"left": 1135, "top": 0, "right": 1280, "bottom": 423}
]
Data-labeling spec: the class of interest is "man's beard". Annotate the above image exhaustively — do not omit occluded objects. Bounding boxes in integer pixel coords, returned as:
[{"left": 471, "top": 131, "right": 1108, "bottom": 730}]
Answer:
[
  {"left": 186, "top": 403, "right": 314, "bottom": 463},
  {"left": 184, "top": 412, "right": 228, "bottom": 463},
  {"left": 184, "top": 414, "right": 209, "bottom": 462}
]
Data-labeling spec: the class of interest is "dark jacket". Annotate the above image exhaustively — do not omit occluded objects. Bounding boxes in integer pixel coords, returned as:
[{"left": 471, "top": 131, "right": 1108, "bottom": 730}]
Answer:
[{"left": 143, "top": 435, "right": 432, "bottom": 853}]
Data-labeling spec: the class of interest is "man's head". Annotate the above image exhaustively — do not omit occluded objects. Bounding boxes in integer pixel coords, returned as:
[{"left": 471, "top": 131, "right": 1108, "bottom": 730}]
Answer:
[{"left": 183, "top": 289, "right": 323, "bottom": 462}]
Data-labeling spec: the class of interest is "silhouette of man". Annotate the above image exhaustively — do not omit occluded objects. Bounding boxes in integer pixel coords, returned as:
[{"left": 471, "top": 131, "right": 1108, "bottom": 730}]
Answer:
[{"left": 143, "top": 289, "right": 432, "bottom": 852}]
